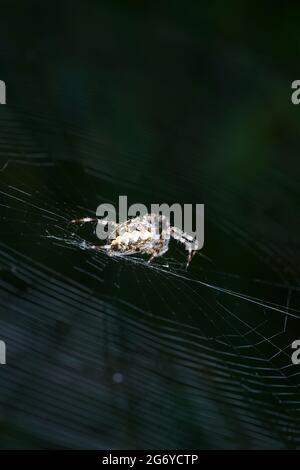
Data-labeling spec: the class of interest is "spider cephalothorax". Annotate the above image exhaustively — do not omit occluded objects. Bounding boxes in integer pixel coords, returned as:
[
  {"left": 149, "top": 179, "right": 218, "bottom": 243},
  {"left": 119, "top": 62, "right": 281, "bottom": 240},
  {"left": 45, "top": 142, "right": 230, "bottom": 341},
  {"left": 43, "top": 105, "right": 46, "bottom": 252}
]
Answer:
[{"left": 70, "top": 213, "right": 199, "bottom": 267}]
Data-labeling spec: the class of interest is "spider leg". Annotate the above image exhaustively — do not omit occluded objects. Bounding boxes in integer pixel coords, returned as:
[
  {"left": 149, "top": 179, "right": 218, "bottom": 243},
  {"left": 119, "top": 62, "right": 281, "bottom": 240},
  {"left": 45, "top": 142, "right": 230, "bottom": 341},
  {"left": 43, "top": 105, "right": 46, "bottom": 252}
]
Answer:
[
  {"left": 69, "top": 217, "right": 117, "bottom": 230},
  {"left": 187, "top": 248, "right": 198, "bottom": 267},
  {"left": 85, "top": 243, "right": 114, "bottom": 256},
  {"left": 147, "top": 253, "right": 157, "bottom": 263},
  {"left": 147, "top": 242, "right": 169, "bottom": 264},
  {"left": 70, "top": 217, "right": 102, "bottom": 225},
  {"left": 170, "top": 227, "right": 199, "bottom": 268}
]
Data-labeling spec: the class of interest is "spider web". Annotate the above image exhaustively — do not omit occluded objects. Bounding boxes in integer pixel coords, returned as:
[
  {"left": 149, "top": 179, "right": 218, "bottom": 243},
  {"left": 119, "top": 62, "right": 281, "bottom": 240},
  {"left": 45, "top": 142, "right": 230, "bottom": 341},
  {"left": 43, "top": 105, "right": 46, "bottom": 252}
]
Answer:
[{"left": 0, "top": 132, "right": 299, "bottom": 449}]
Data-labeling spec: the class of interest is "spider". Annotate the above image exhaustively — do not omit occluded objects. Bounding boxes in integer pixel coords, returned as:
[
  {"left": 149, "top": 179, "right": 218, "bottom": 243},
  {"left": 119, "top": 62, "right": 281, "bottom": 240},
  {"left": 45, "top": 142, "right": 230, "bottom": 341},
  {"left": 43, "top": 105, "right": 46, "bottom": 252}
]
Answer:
[{"left": 69, "top": 213, "right": 199, "bottom": 267}]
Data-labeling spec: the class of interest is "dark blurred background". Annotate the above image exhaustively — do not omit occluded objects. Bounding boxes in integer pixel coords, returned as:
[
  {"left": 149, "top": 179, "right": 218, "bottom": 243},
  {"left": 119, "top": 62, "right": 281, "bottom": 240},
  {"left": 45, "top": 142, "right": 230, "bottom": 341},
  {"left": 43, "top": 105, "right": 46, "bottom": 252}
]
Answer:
[{"left": 0, "top": 1, "right": 299, "bottom": 449}]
